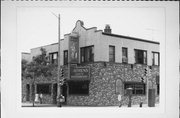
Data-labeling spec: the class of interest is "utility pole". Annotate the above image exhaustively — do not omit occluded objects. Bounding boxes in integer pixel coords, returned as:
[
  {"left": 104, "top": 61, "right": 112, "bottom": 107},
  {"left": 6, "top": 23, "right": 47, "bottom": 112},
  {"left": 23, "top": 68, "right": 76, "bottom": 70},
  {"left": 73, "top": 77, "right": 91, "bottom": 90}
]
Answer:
[
  {"left": 50, "top": 12, "right": 62, "bottom": 107},
  {"left": 32, "top": 72, "right": 35, "bottom": 107},
  {"left": 57, "top": 14, "right": 61, "bottom": 107},
  {"left": 146, "top": 66, "right": 149, "bottom": 107}
]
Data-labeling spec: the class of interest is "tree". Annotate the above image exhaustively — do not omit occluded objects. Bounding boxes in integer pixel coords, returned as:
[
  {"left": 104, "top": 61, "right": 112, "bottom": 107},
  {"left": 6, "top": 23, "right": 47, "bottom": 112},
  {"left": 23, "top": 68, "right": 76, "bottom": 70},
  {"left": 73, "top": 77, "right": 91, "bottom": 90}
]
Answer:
[
  {"left": 22, "top": 59, "right": 28, "bottom": 78},
  {"left": 25, "top": 48, "right": 57, "bottom": 78},
  {"left": 22, "top": 48, "right": 57, "bottom": 106}
]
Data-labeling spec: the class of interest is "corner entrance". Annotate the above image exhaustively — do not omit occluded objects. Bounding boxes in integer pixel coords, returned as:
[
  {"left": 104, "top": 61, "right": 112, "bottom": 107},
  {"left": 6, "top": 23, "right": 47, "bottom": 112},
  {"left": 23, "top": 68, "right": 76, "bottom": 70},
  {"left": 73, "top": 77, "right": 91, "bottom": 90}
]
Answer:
[
  {"left": 53, "top": 83, "right": 67, "bottom": 105},
  {"left": 61, "top": 83, "right": 67, "bottom": 105},
  {"left": 26, "top": 84, "right": 30, "bottom": 101}
]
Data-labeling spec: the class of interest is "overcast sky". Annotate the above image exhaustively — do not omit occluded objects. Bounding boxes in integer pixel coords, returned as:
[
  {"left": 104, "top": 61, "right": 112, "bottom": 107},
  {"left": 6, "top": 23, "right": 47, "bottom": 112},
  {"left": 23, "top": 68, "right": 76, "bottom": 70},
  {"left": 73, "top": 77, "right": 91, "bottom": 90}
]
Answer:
[{"left": 17, "top": 7, "right": 165, "bottom": 53}]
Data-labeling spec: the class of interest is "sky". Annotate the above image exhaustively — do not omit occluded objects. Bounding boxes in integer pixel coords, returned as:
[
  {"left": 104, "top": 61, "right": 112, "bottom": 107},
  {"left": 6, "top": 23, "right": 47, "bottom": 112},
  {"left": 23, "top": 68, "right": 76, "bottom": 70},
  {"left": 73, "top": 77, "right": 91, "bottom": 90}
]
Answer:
[{"left": 17, "top": 7, "right": 165, "bottom": 53}]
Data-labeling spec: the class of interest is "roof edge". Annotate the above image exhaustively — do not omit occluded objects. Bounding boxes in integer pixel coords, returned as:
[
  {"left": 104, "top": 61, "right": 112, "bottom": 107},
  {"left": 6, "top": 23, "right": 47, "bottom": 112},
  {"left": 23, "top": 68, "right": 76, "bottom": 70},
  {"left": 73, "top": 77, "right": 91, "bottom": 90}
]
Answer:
[
  {"left": 30, "top": 42, "right": 59, "bottom": 50},
  {"left": 102, "top": 32, "right": 160, "bottom": 44}
]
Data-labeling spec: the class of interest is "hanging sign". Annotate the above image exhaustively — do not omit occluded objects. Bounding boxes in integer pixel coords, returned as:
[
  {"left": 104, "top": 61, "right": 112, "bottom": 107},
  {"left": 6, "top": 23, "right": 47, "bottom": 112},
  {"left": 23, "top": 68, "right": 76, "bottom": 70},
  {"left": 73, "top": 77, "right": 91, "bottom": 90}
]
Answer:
[{"left": 68, "top": 33, "right": 79, "bottom": 64}]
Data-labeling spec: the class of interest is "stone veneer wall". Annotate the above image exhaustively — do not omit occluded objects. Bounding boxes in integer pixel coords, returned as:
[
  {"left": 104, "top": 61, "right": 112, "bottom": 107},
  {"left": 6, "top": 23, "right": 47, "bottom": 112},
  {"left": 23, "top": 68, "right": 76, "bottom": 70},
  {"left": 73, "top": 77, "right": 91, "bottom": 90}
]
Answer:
[
  {"left": 22, "top": 62, "right": 159, "bottom": 106},
  {"left": 66, "top": 62, "right": 159, "bottom": 106},
  {"left": 22, "top": 69, "right": 58, "bottom": 104}
]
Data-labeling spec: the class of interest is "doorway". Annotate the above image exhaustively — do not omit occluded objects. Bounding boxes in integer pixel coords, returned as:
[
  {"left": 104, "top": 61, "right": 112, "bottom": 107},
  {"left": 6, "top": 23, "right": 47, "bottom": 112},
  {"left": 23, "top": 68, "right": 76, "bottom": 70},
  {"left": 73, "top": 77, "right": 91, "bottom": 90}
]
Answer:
[
  {"left": 52, "top": 83, "right": 57, "bottom": 104},
  {"left": 26, "top": 84, "right": 30, "bottom": 101},
  {"left": 61, "top": 83, "right": 67, "bottom": 105}
]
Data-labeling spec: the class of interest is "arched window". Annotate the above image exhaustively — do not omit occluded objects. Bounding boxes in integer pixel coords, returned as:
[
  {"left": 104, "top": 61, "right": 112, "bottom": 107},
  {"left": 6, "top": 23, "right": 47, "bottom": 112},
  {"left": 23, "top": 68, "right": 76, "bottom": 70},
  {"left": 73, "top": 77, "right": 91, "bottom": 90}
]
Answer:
[{"left": 116, "top": 79, "right": 123, "bottom": 94}]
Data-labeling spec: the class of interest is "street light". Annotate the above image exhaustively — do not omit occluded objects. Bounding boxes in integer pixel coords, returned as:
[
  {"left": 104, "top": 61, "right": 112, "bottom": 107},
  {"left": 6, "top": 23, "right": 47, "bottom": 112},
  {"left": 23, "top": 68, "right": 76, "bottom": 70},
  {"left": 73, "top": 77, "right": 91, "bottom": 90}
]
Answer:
[{"left": 51, "top": 12, "right": 62, "bottom": 107}]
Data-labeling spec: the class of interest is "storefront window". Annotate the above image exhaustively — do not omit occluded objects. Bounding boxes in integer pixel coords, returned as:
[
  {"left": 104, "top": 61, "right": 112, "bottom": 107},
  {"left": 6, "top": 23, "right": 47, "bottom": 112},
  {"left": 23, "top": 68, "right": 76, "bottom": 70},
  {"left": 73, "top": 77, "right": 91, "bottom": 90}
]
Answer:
[
  {"left": 68, "top": 80, "right": 89, "bottom": 95},
  {"left": 124, "top": 82, "right": 145, "bottom": 95},
  {"left": 37, "top": 84, "right": 51, "bottom": 94}
]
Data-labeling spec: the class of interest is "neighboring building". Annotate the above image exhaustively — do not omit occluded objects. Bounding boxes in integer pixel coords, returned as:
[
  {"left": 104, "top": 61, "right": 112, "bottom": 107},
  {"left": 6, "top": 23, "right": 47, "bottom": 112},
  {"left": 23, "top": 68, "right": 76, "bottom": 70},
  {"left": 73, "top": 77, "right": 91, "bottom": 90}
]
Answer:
[
  {"left": 22, "top": 20, "right": 160, "bottom": 106},
  {"left": 22, "top": 52, "right": 31, "bottom": 63}
]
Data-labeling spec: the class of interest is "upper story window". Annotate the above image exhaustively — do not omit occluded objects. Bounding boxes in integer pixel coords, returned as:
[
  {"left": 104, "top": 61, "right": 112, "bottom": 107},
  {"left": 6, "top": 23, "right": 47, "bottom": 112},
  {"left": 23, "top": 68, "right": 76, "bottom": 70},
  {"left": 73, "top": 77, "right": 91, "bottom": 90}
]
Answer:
[
  {"left": 134, "top": 49, "right": 147, "bottom": 64},
  {"left": 122, "top": 47, "right": 128, "bottom": 63},
  {"left": 64, "top": 50, "right": 68, "bottom": 65},
  {"left": 109, "top": 45, "right": 115, "bottom": 62},
  {"left": 49, "top": 52, "right": 58, "bottom": 64},
  {"left": 152, "top": 52, "right": 160, "bottom": 66},
  {"left": 80, "top": 46, "right": 94, "bottom": 63}
]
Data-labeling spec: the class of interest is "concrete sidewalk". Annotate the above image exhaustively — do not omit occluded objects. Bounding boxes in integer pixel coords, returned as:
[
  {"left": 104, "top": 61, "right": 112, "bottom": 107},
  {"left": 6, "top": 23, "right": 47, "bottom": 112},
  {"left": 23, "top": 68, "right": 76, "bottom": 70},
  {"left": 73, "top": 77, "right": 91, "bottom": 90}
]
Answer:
[
  {"left": 22, "top": 102, "right": 159, "bottom": 108},
  {"left": 22, "top": 102, "right": 57, "bottom": 107}
]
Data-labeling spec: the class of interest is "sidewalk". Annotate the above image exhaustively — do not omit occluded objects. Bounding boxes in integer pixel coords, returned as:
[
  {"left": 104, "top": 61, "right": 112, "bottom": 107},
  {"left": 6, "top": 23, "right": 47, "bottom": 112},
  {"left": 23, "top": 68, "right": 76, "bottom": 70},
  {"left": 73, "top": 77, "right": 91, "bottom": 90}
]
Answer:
[
  {"left": 22, "top": 102, "right": 159, "bottom": 108},
  {"left": 22, "top": 102, "right": 57, "bottom": 107}
]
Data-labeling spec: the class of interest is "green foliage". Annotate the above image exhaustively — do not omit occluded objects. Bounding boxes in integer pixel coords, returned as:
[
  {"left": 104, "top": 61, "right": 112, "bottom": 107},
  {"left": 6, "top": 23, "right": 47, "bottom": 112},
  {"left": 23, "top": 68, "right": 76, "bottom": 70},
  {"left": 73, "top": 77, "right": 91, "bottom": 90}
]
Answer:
[
  {"left": 22, "top": 48, "right": 57, "bottom": 79},
  {"left": 21, "top": 59, "right": 28, "bottom": 77}
]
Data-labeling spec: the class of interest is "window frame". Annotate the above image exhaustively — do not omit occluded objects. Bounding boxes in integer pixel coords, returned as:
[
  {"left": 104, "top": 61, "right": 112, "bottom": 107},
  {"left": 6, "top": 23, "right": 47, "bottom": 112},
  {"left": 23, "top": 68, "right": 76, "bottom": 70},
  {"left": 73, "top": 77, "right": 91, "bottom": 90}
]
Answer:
[
  {"left": 109, "top": 45, "right": 115, "bottom": 62},
  {"left": 122, "top": 47, "right": 128, "bottom": 63},
  {"left": 80, "top": 45, "right": 94, "bottom": 63},
  {"left": 152, "top": 51, "right": 160, "bottom": 66},
  {"left": 64, "top": 50, "right": 68, "bottom": 65},
  {"left": 134, "top": 49, "right": 147, "bottom": 65},
  {"left": 49, "top": 52, "right": 58, "bottom": 64}
]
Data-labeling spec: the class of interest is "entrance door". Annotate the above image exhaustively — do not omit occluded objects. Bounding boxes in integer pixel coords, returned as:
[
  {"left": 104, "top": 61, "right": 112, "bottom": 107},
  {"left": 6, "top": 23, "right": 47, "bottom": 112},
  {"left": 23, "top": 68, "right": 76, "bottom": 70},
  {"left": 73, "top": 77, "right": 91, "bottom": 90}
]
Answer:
[
  {"left": 52, "top": 84, "right": 57, "bottom": 104},
  {"left": 26, "top": 84, "right": 30, "bottom": 101},
  {"left": 61, "top": 83, "right": 67, "bottom": 105}
]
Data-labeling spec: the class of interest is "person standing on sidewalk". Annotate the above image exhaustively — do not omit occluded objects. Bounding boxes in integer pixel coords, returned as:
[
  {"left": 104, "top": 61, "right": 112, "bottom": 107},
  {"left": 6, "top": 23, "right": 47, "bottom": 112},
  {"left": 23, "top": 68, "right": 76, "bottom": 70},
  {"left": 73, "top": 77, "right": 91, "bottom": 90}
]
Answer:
[
  {"left": 118, "top": 94, "right": 122, "bottom": 107},
  {"left": 39, "top": 93, "right": 43, "bottom": 104}
]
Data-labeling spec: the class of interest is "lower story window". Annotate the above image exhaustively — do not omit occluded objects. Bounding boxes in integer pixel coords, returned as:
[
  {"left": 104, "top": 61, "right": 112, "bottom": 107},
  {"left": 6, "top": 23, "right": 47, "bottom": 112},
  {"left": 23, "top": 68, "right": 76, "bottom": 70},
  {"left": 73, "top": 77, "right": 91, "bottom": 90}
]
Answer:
[
  {"left": 124, "top": 82, "right": 145, "bottom": 95},
  {"left": 68, "top": 80, "right": 89, "bottom": 95},
  {"left": 36, "top": 84, "right": 51, "bottom": 94}
]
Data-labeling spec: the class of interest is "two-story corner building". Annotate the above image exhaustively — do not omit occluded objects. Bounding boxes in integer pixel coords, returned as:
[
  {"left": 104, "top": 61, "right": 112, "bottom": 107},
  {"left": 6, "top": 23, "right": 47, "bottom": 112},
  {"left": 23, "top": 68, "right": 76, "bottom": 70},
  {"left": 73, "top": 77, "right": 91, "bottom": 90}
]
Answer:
[
  {"left": 60, "top": 21, "right": 159, "bottom": 66},
  {"left": 22, "top": 20, "right": 160, "bottom": 106}
]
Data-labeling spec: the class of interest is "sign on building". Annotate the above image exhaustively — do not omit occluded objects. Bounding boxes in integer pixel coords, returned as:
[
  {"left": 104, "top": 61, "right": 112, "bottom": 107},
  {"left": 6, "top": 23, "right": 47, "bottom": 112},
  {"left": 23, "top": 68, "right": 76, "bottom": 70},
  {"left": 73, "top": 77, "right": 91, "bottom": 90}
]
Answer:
[
  {"left": 68, "top": 33, "right": 79, "bottom": 64},
  {"left": 70, "top": 67, "right": 90, "bottom": 80}
]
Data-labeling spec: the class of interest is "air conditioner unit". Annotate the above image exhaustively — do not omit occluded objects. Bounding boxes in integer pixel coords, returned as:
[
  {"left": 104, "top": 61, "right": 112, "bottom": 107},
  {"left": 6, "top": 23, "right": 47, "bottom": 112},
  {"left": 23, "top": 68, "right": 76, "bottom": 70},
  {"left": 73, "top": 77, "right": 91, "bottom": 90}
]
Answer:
[{"left": 122, "top": 57, "right": 128, "bottom": 63}]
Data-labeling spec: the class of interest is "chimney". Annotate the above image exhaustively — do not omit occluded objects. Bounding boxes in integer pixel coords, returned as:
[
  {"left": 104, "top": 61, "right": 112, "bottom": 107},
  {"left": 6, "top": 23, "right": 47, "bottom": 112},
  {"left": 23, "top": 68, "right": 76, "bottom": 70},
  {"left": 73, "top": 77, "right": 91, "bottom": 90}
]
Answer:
[{"left": 104, "top": 24, "right": 111, "bottom": 34}]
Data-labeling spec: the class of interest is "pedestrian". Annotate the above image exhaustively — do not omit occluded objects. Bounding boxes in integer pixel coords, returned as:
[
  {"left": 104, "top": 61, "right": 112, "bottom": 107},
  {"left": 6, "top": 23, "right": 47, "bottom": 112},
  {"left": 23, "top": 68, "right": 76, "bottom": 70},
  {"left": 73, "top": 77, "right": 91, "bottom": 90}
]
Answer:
[
  {"left": 35, "top": 94, "right": 39, "bottom": 103},
  {"left": 118, "top": 94, "right": 122, "bottom": 107},
  {"left": 39, "top": 93, "right": 43, "bottom": 104}
]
